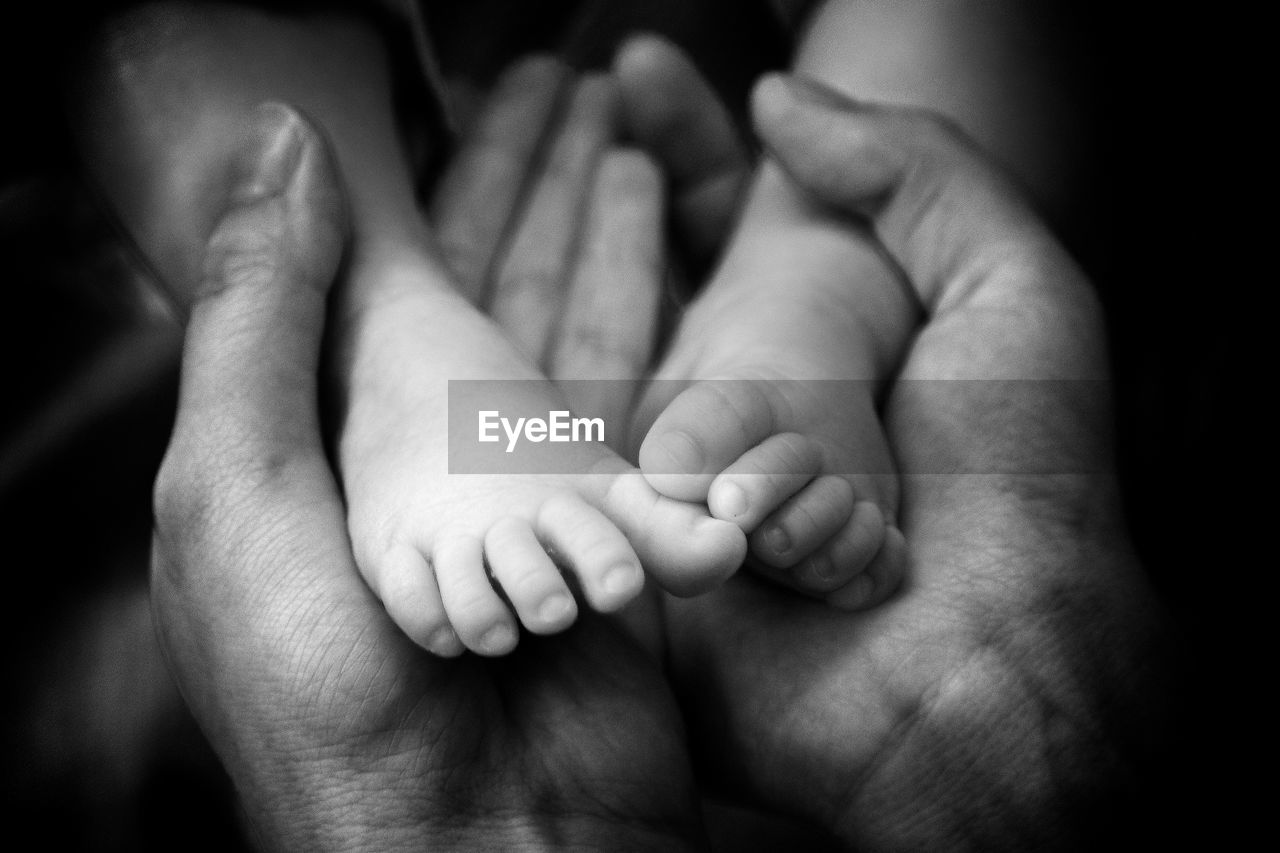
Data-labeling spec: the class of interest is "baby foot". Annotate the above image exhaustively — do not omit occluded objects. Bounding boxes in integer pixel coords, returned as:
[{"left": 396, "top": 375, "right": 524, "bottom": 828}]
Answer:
[
  {"left": 65, "top": 2, "right": 735, "bottom": 658},
  {"left": 637, "top": 162, "right": 915, "bottom": 610},
  {"left": 337, "top": 249, "right": 746, "bottom": 658}
]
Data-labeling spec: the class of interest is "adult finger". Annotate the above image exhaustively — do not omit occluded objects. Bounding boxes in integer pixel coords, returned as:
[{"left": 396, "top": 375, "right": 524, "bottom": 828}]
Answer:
[
  {"left": 548, "top": 148, "right": 664, "bottom": 434},
  {"left": 429, "top": 56, "right": 569, "bottom": 302},
  {"left": 165, "top": 102, "right": 346, "bottom": 484},
  {"left": 614, "top": 34, "right": 751, "bottom": 268},
  {"left": 150, "top": 102, "right": 369, "bottom": 719},
  {"left": 148, "top": 107, "right": 490, "bottom": 842},
  {"left": 752, "top": 74, "right": 1112, "bottom": 489},
  {"left": 153, "top": 100, "right": 354, "bottom": 617},
  {"left": 487, "top": 73, "right": 619, "bottom": 367}
]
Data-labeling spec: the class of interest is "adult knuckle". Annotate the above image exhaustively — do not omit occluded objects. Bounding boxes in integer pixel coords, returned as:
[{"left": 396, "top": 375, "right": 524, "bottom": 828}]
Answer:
[
  {"left": 152, "top": 451, "right": 212, "bottom": 539},
  {"left": 227, "top": 447, "right": 308, "bottom": 510},
  {"left": 153, "top": 429, "right": 298, "bottom": 543},
  {"left": 202, "top": 233, "right": 280, "bottom": 297}
]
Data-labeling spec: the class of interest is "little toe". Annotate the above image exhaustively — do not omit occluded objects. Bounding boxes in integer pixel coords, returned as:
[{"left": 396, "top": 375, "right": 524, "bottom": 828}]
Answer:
[
  {"left": 536, "top": 495, "right": 644, "bottom": 613},
  {"left": 484, "top": 516, "right": 578, "bottom": 635},
  {"left": 750, "top": 475, "right": 856, "bottom": 569},
  {"left": 826, "top": 523, "right": 908, "bottom": 611},
  {"left": 639, "top": 379, "right": 780, "bottom": 501},
  {"left": 789, "top": 500, "right": 887, "bottom": 594},
  {"left": 377, "top": 546, "right": 464, "bottom": 657},
  {"left": 707, "top": 432, "right": 823, "bottom": 529},
  {"left": 602, "top": 472, "right": 747, "bottom": 597},
  {"left": 434, "top": 535, "right": 519, "bottom": 656}
]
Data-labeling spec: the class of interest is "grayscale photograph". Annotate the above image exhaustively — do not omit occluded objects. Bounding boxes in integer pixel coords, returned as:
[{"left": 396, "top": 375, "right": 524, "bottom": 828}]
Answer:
[{"left": 1, "top": 1, "right": 1228, "bottom": 850}]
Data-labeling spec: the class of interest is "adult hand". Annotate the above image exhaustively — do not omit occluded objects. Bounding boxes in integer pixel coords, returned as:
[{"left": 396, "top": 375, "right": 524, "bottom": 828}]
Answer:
[
  {"left": 149, "top": 102, "right": 704, "bottom": 850},
  {"left": 616, "top": 37, "right": 1172, "bottom": 851},
  {"left": 430, "top": 57, "right": 662, "bottom": 402}
]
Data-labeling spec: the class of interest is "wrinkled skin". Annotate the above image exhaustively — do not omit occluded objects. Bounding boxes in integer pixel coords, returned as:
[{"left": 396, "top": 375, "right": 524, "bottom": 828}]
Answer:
[{"left": 145, "top": 25, "right": 1172, "bottom": 853}]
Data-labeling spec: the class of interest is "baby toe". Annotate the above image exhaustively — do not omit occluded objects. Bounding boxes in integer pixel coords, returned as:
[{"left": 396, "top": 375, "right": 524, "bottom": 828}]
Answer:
[
  {"left": 434, "top": 535, "right": 520, "bottom": 656},
  {"left": 826, "top": 523, "right": 907, "bottom": 611},
  {"left": 602, "top": 472, "right": 747, "bottom": 597},
  {"left": 707, "top": 431, "right": 823, "bottom": 529},
  {"left": 484, "top": 516, "right": 578, "bottom": 635},
  {"left": 377, "top": 546, "right": 464, "bottom": 657},
  {"left": 639, "top": 379, "right": 780, "bottom": 501},
  {"left": 750, "top": 475, "right": 856, "bottom": 569},
  {"left": 789, "top": 500, "right": 886, "bottom": 593},
  {"left": 536, "top": 495, "right": 643, "bottom": 613}
]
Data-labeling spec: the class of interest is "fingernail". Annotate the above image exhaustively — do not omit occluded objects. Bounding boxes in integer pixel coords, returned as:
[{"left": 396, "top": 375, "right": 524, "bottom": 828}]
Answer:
[
  {"left": 603, "top": 563, "right": 642, "bottom": 597},
  {"left": 715, "top": 482, "right": 749, "bottom": 519},
  {"left": 809, "top": 554, "right": 837, "bottom": 581},
  {"left": 477, "top": 623, "right": 516, "bottom": 655},
  {"left": 426, "top": 625, "right": 461, "bottom": 657},
  {"left": 232, "top": 102, "right": 305, "bottom": 203},
  {"left": 763, "top": 525, "right": 791, "bottom": 555},
  {"left": 538, "top": 593, "right": 575, "bottom": 625}
]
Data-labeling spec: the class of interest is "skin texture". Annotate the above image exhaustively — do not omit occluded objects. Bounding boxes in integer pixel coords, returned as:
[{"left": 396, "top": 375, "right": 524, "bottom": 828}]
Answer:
[
  {"left": 149, "top": 99, "right": 706, "bottom": 850},
  {"left": 615, "top": 40, "right": 1172, "bottom": 850},
  {"left": 135, "top": 19, "right": 1171, "bottom": 853},
  {"left": 73, "top": 4, "right": 749, "bottom": 659}
]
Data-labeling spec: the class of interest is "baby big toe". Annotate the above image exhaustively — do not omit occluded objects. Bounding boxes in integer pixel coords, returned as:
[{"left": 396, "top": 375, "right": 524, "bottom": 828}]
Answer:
[
  {"left": 707, "top": 432, "right": 823, "bottom": 529},
  {"left": 603, "top": 473, "right": 747, "bottom": 597},
  {"left": 639, "top": 379, "right": 780, "bottom": 501}
]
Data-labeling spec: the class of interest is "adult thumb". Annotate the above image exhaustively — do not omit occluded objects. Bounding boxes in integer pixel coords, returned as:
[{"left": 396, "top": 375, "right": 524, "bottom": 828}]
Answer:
[
  {"left": 750, "top": 73, "right": 1078, "bottom": 317},
  {"left": 170, "top": 102, "right": 347, "bottom": 470}
]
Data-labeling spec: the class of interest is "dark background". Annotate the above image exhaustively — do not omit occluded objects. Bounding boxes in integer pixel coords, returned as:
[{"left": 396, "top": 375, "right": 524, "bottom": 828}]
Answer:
[{"left": 0, "top": 1, "right": 1238, "bottom": 849}]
